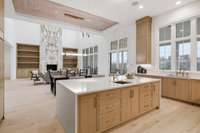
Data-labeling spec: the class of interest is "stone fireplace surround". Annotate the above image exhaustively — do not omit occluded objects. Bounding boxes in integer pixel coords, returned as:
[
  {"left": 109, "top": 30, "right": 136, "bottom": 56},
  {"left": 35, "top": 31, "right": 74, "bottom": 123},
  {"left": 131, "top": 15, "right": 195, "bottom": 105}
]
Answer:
[{"left": 40, "top": 25, "right": 63, "bottom": 73}]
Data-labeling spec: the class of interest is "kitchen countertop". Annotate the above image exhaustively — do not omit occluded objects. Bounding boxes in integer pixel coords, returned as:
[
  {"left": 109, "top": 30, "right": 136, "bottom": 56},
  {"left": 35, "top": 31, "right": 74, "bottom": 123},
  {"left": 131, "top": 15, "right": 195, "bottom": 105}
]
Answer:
[
  {"left": 58, "top": 77, "right": 160, "bottom": 95},
  {"left": 136, "top": 72, "right": 200, "bottom": 80}
]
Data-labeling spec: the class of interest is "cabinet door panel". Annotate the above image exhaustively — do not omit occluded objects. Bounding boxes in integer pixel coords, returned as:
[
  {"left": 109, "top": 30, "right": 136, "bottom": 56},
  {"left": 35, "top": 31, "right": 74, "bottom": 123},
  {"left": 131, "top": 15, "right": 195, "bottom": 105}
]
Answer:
[
  {"left": 176, "top": 79, "right": 190, "bottom": 101},
  {"left": 130, "top": 87, "right": 139, "bottom": 117},
  {"left": 121, "top": 88, "right": 132, "bottom": 122},
  {"left": 79, "top": 94, "right": 97, "bottom": 133},
  {"left": 162, "top": 78, "right": 176, "bottom": 98},
  {"left": 139, "top": 85, "right": 152, "bottom": 114},
  {"left": 152, "top": 82, "right": 160, "bottom": 108},
  {"left": 191, "top": 80, "right": 200, "bottom": 104}
]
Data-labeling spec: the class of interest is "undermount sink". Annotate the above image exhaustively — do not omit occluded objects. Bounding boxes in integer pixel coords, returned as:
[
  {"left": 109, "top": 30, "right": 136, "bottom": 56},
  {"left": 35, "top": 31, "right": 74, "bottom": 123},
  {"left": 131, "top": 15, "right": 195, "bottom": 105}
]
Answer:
[{"left": 114, "top": 81, "right": 131, "bottom": 84}]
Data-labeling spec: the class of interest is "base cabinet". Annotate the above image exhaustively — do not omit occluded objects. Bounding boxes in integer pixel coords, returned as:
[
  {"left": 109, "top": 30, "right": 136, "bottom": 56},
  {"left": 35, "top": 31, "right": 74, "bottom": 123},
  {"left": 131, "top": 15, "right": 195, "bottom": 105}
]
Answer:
[
  {"left": 78, "top": 94, "right": 97, "bottom": 133},
  {"left": 78, "top": 82, "right": 160, "bottom": 133},
  {"left": 121, "top": 87, "right": 139, "bottom": 122},
  {"left": 152, "top": 83, "right": 160, "bottom": 108},
  {"left": 191, "top": 80, "right": 200, "bottom": 104},
  {"left": 98, "top": 90, "right": 121, "bottom": 132},
  {"left": 139, "top": 85, "right": 152, "bottom": 113},
  {"left": 176, "top": 79, "right": 191, "bottom": 101},
  {"left": 162, "top": 78, "right": 191, "bottom": 102},
  {"left": 162, "top": 78, "right": 176, "bottom": 98}
]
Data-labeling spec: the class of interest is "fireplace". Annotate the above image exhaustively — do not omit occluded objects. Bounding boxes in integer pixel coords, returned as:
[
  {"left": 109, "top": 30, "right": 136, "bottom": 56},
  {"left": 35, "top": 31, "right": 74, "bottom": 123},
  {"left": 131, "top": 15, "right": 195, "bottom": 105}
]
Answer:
[{"left": 47, "top": 64, "right": 57, "bottom": 71}]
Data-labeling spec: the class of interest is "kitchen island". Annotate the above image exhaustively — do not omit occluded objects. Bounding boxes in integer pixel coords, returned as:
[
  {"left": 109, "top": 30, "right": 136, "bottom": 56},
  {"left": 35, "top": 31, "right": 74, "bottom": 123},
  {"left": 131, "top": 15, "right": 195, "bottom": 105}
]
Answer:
[{"left": 56, "top": 77, "right": 161, "bottom": 133}]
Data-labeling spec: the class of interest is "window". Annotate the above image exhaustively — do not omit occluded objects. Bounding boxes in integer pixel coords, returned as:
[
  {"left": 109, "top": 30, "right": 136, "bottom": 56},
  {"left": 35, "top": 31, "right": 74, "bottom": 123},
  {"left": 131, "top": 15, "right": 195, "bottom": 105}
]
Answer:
[
  {"left": 176, "top": 40, "right": 191, "bottom": 70},
  {"left": 197, "top": 18, "right": 200, "bottom": 35},
  {"left": 82, "top": 46, "right": 98, "bottom": 74},
  {"left": 111, "top": 40, "right": 118, "bottom": 50},
  {"left": 119, "top": 38, "right": 128, "bottom": 49},
  {"left": 110, "top": 51, "right": 128, "bottom": 74},
  {"left": 159, "top": 43, "right": 171, "bottom": 70},
  {"left": 159, "top": 26, "right": 171, "bottom": 41},
  {"left": 159, "top": 25, "right": 172, "bottom": 70},
  {"left": 110, "top": 38, "right": 128, "bottom": 74},
  {"left": 197, "top": 38, "right": 200, "bottom": 71},
  {"left": 176, "top": 20, "right": 191, "bottom": 38}
]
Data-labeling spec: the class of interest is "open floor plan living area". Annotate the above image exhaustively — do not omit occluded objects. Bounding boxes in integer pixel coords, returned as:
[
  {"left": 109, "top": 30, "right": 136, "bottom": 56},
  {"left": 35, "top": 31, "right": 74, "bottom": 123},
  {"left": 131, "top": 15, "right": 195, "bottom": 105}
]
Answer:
[{"left": 1, "top": 0, "right": 200, "bottom": 133}]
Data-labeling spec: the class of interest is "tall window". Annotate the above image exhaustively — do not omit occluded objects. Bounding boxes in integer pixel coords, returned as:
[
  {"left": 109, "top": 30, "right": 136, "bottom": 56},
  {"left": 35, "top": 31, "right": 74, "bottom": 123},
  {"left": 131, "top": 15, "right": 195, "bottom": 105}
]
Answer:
[
  {"left": 159, "top": 25, "right": 172, "bottom": 70},
  {"left": 159, "top": 43, "right": 171, "bottom": 70},
  {"left": 110, "top": 38, "right": 128, "bottom": 74},
  {"left": 82, "top": 46, "right": 98, "bottom": 74},
  {"left": 176, "top": 40, "right": 191, "bottom": 70}
]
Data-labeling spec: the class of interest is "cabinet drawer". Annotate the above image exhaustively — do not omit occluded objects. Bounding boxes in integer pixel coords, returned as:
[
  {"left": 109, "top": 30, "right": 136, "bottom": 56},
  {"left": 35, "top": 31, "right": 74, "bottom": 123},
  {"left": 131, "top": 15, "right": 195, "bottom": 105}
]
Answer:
[
  {"left": 99, "top": 110, "right": 120, "bottom": 131},
  {"left": 99, "top": 99, "right": 120, "bottom": 114},
  {"left": 99, "top": 89, "right": 120, "bottom": 102}
]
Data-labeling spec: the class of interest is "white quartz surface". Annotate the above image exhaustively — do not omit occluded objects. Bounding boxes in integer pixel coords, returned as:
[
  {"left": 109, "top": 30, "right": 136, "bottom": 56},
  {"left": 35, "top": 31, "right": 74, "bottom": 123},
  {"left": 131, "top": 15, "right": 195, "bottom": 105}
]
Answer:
[
  {"left": 58, "top": 77, "right": 160, "bottom": 95},
  {"left": 137, "top": 72, "right": 200, "bottom": 80}
]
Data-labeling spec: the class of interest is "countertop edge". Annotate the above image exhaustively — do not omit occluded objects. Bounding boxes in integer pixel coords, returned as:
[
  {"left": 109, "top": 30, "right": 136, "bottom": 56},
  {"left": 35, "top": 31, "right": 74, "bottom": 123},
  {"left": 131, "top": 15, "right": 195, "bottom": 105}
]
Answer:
[{"left": 57, "top": 78, "right": 161, "bottom": 96}]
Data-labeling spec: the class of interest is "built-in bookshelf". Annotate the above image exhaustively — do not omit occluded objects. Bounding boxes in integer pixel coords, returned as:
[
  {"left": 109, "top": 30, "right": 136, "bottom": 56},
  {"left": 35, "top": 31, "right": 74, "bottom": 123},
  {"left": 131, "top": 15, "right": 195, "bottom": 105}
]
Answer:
[
  {"left": 63, "top": 48, "right": 78, "bottom": 68},
  {"left": 17, "top": 43, "right": 40, "bottom": 78}
]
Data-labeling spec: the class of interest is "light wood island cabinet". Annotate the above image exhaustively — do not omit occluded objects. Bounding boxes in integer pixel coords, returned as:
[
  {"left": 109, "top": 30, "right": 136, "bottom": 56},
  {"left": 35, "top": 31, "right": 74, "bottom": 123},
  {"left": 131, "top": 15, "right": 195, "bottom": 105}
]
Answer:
[
  {"left": 121, "top": 87, "right": 139, "bottom": 122},
  {"left": 77, "top": 82, "right": 160, "bottom": 133},
  {"left": 78, "top": 94, "right": 97, "bottom": 133}
]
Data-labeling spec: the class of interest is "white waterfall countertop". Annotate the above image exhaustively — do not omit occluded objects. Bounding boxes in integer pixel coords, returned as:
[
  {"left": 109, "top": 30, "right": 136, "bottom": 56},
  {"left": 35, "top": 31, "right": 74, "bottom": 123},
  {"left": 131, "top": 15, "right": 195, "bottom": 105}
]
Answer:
[{"left": 57, "top": 76, "right": 160, "bottom": 95}]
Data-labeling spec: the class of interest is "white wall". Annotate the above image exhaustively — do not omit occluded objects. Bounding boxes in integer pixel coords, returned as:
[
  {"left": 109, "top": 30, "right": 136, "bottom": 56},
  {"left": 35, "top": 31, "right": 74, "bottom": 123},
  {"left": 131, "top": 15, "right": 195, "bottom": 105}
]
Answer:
[
  {"left": 152, "top": 0, "right": 200, "bottom": 70},
  {"left": 5, "top": 18, "right": 81, "bottom": 79},
  {"left": 102, "top": 24, "right": 136, "bottom": 74},
  {"left": 78, "top": 34, "right": 108, "bottom": 75},
  {"left": 4, "top": 44, "right": 11, "bottom": 79},
  {"left": 77, "top": 24, "right": 136, "bottom": 76}
]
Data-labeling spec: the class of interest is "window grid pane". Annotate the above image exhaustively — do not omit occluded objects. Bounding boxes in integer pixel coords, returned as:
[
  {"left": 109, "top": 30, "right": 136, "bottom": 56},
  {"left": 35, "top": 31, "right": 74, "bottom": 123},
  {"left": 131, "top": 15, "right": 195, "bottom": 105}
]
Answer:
[
  {"left": 82, "top": 46, "right": 98, "bottom": 74},
  {"left": 176, "top": 40, "right": 191, "bottom": 70},
  {"left": 111, "top": 40, "right": 118, "bottom": 50},
  {"left": 110, "top": 50, "right": 128, "bottom": 74},
  {"left": 159, "top": 43, "right": 171, "bottom": 70},
  {"left": 159, "top": 25, "right": 171, "bottom": 41},
  {"left": 176, "top": 20, "right": 191, "bottom": 38},
  {"left": 119, "top": 38, "right": 128, "bottom": 49}
]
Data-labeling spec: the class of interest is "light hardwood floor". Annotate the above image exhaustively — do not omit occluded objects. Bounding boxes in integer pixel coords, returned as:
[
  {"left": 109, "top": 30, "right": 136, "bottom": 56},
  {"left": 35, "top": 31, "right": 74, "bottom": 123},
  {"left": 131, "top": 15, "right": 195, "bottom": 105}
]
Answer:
[{"left": 1, "top": 79, "right": 200, "bottom": 133}]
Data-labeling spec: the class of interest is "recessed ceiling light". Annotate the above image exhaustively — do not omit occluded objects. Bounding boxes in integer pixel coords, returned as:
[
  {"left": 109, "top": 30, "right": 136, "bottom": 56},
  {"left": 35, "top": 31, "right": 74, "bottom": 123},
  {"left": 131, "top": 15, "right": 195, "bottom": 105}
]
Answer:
[
  {"left": 176, "top": 1, "right": 182, "bottom": 5},
  {"left": 139, "top": 5, "right": 144, "bottom": 9}
]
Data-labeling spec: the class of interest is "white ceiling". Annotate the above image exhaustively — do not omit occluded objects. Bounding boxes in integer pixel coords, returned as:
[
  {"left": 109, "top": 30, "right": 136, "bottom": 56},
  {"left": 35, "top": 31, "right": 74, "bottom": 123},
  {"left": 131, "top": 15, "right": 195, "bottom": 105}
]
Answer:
[
  {"left": 49, "top": 0, "right": 197, "bottom": 25},
  {"left": 6, "top": 0, "right": 198, "bottom": 28}
]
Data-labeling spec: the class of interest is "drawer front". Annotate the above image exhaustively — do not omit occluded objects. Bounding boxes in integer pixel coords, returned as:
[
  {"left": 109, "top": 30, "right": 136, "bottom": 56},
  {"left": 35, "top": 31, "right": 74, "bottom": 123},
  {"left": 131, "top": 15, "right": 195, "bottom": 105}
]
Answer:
[
  {"left": 99, "top": 99, "right": 120, "bottom": 114},
  {"left": 99, "top": 110, "right": 120, "bottom": 131},
  {"left": 140, "top": 87, "right": 152, "bottom": 113},
  {"left": 99, "top": 89, "right": 120, "bottom": 102}
]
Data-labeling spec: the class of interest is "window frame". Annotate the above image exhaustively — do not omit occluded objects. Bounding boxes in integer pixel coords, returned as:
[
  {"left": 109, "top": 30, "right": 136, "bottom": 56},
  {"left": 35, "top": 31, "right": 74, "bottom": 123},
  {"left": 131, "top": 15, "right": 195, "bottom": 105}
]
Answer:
[
  {"left": 159, "top": 25, "right": 172, "bottom": 71},
  {"left": 82, "top": 46, "right": 98, "bottom": 74},
  {"left": 159, "top": 43, "right": 172, "bottom": 70},
  {"left": 157, "top": 17, "right": 200, "bottom": 72},
  {"left": 109, "top": 38, "right": 128, "bottom": 75}
]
